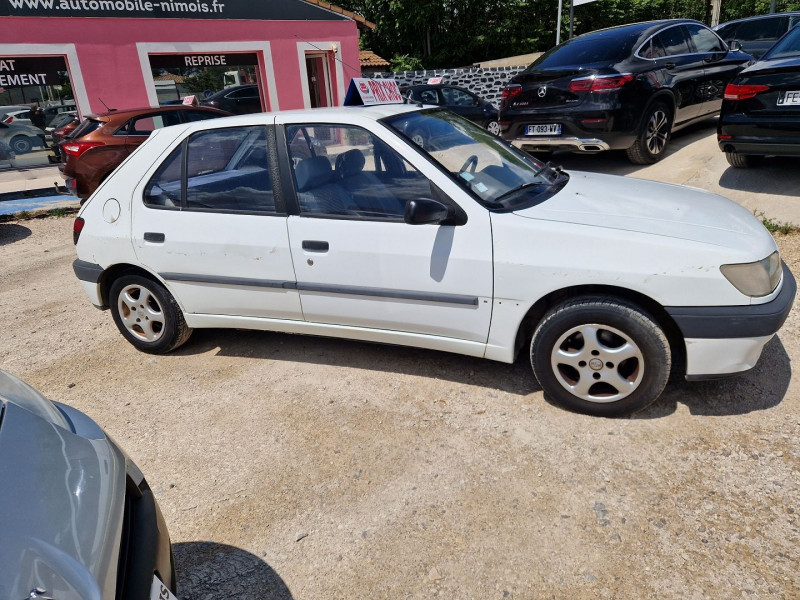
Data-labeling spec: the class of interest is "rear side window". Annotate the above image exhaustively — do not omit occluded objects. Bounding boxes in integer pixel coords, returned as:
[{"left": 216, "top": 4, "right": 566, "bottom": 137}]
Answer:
[
  {"left": 685, "top": 24, "right": 726, "bottom": 52},
  {"left": 70, "top": 118, "right": 103, "bottom": 139},
  {"left": 144, "top": 146, "right": 182, "bottom": 208}
]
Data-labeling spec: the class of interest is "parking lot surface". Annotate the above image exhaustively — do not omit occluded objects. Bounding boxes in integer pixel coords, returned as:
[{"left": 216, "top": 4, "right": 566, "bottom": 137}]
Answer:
[{"left": 1, "top": 125, "right": 799, "bottom": 599}]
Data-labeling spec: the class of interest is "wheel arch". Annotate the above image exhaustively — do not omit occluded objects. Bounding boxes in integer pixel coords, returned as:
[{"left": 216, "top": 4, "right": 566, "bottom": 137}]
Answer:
[
  {"left": 513, "top": 284, "right": 685, "bottom": 369},
  {"left": 639, "top": 91, "right": 676, "bottom": 130},
  {"left": 98, "top": 263, "right": 162, "bottom": 308}
]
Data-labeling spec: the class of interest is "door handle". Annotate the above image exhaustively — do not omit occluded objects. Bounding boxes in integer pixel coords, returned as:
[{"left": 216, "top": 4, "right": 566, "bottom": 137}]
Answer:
[
  {"left": 302, "top": 240, "right": 329, "bottom": 252},
  {"left": 143, "top": 232, "right": 165, "bottom": 243},
  {"left": 665, "top": 62, "right": 676, "bottom": 70}
]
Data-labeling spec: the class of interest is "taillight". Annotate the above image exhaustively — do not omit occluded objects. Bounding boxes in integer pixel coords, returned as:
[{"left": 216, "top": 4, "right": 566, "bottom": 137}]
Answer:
[
  {"left": 724, "top": 83, "right": 770, "bottom": 101},
  {"left": 73, "top": 217, "right": 85, "bottom": 245},
  {"left": 3, "top": 116, "right": 13, "bottom": 123},
  {"left": 62, "top": 141, "right": 104, "bottom": 158},
  {"left": 501, "top": 84, "right": 522, "bottom": 100},
  {"left": 569, "top": 74, "right": 635, "bottom": 93}
]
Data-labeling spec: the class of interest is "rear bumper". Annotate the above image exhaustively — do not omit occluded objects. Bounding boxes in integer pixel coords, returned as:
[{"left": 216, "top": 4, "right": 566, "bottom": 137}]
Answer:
[
  {"left": 718, "top": 111, "right": 800, "bottom": 156},
  {"left": 718, "top": 138, "right": 800, "bottom": 156},
  {"left": 510, "top": 136, "right": 611, "bottom": 153},
  {"left": 499, "top": 105, "right": 638, "bottom": 152}
]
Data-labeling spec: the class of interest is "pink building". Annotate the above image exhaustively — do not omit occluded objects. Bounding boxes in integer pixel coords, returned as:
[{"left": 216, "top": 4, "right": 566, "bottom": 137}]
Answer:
[{"left": 0, "top": 0, "right": 368, "bottom": 121}]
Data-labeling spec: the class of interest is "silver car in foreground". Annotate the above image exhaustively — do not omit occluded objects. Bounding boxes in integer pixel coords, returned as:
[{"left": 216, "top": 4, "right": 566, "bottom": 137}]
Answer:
[{"left": 0, "top": 370, "right": 176, "bottom": 600}]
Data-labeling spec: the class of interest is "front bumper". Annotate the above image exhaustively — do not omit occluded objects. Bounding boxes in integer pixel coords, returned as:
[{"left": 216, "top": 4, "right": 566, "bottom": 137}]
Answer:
[{"left": 666, "top": 262, "right": 796, "bottom": 377}]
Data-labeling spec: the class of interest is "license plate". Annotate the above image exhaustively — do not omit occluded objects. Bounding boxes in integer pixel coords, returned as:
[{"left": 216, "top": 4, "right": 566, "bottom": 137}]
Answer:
[
  {"left": 525, "top": 123, "right": 561, "bottom": 136},
  {"left": 777, "top": 91, "right": 800, "bottom": 106},
  {"left": 150, "top": 575, "right": 178, "bottom": 600}
]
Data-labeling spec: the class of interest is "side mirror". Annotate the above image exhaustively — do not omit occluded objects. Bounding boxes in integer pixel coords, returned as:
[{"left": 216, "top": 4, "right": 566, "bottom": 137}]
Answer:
[
  {"left": 404, "top": 198, "right": 451, "bottom": 225},
  {"left": 729, "top": 40, "right": 742, "bottom": 52}
]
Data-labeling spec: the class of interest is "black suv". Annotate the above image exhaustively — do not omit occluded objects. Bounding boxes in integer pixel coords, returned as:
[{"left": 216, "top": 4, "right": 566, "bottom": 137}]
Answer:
[
  {"left": 202, "top": 84, "right": 262, "bottom": 115},
  {"left": 499, "top": 19, "right": 752, "bottom": 163},
  {"left": 402, "top": 84, "right": 499, "bottom": 135},
  {"left": 714, "top": 12, "right": 800, "bottom": 59}
]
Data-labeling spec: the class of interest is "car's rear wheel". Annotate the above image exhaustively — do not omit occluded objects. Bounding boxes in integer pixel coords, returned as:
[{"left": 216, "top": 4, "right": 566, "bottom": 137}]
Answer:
[
  {"left": 109, "top": 274, "right": 192, "bottom": 354},
  {"left": 626, "top": 102, "right": 672, "bottom": 164},
  {"left": 530, "top": 297, "right": 671, "bottom": 417},
  {"left": 10, "top": 135, "right": 32, "bottom": 154},
  {"left": 725, "top": 151, "right": 764, "bottom": 168}
]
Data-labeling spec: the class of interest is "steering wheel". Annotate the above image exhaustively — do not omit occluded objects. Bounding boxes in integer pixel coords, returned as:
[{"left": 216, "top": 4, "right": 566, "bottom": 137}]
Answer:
[{"left": 460, "top": 155, "right": 478, "bottom": 174}]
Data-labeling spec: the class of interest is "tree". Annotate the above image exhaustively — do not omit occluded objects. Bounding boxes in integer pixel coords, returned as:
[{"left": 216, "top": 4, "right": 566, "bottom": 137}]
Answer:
[{"left": 182, "top": 67, "right": 227, "bottom": 94}]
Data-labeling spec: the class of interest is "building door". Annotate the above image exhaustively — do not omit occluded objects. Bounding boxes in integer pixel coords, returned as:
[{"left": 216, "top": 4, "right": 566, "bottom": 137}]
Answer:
[{"left": 305, "top": 53, "right": 331, "bottom": 108}]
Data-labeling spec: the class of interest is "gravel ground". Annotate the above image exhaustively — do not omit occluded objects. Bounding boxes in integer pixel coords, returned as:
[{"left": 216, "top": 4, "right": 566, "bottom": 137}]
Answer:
[{"left": 1, "top": 206, "right": 799, "bottom": 598}]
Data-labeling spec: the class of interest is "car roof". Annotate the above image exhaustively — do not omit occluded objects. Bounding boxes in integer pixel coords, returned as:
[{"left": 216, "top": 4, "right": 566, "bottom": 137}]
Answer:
[
  {"left": 82, "top": 105, "right": 229, "bottom": 122},
  {"left": 575, "top": 18, "right": 702, "bottom": 40},
  {"left": 140, "top": 103, "right": 424, "bottom": 140},
  {"left": 716, "top": 11, "right": 800, "bottom": 28}
]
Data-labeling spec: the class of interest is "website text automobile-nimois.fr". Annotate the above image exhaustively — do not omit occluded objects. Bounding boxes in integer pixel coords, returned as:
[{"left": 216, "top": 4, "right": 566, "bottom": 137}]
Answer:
[{"left": 5, "top": 0, "right": 225, "bottom": 15}]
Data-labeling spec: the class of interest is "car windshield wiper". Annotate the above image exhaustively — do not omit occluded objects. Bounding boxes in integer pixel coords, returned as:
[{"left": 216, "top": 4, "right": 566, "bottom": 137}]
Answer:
[{"left": 492, "top": 181, "right": 548, "bottom": 205}]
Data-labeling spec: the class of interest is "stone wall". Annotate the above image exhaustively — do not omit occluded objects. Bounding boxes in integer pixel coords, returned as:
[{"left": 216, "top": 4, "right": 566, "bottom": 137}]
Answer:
[{"left": 371, "top": 66, "right": 528, "bottom": 108}]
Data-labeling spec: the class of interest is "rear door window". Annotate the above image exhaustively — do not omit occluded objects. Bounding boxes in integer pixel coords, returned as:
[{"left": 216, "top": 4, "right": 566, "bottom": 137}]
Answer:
[
  {"left": 735, "top": 16, "right": 788, "bottom": 42},
  {"left": 185, "top": 126, "right": 275, "bottom": 213}
]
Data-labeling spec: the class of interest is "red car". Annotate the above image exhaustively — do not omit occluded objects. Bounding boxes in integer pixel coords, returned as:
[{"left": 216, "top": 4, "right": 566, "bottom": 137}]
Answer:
[{"left": 60, "top": 105, "right": 230, "bottom": 199}]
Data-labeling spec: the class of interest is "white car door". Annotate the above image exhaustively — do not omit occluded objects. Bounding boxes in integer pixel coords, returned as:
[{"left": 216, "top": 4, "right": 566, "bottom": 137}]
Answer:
[
  {"left": 279, "top": 119, "right": 493, "bottom": 343},
  {"left": 131, "top": 123, "right": 302, "bottom": 320}
]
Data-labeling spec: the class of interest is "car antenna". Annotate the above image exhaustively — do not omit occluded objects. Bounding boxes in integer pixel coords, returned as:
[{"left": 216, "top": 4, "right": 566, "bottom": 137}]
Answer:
[{"left": 98, "top": 98, "right": 116, "bottom": 112}]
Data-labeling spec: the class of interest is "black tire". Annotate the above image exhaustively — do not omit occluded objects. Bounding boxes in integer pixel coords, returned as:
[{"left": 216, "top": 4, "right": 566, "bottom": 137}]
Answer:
[
  {"left": 109, "top": 274, "right": 192, "bottom": 354},
  {"left": 725, "top": 151, "right": 764, "bottom": 168},
  {"left": 626, "top": 102, "right": 673, "bottom": 164},
  {"left": 530, "top": 297, "right": 671, "bottom": 417},
  {"left": 10, "top": 135, "right": 32, "bottom": 154}
]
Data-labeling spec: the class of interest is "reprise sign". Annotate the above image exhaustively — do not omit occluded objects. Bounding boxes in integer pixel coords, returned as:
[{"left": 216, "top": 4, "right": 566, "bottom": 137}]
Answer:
[
  {"left": 344, "top": 78, "right": 403, "bottom": 106},
  {"left": 0, "top": 0, "right": 350, "bottom": 20},
  {"left": 0, "top": 56, "right": 67, "bottom": 88},
  {"left": 148, "top": 52, "right": 258, "bottom": 70}
]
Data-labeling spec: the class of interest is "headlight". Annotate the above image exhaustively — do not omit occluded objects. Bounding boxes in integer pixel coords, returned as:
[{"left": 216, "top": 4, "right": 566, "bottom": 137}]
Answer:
[{"left": 720, "top": 251, "right": 782, "bottom": 297}]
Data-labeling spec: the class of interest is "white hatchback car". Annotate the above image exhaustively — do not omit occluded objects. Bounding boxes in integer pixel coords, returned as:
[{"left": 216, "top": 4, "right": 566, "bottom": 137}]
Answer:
[{"left": 72, "top": 104, "right": 795, "bottom": 416}]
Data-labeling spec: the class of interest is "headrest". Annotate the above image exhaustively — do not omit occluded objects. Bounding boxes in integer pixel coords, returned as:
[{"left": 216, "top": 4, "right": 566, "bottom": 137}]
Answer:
[
  {"left": 336, "top": 149, "right": 366, "bottom": 179},
  {"left": 295, "top": 156, "right": 333, "bottom": 191}
]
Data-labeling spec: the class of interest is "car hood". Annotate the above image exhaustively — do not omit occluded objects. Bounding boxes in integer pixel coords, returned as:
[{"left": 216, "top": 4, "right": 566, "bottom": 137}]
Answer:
[
  {"left": 514, "top": 171, "right": 772, "bottom": 253},
  {"left": 0, "top": 372, "right": 125, "bottom": 600}
]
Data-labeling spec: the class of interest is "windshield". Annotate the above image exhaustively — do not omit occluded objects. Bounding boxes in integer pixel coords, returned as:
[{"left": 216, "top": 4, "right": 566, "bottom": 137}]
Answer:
[
  {"left": 383, "top": 110, "right": 568, "bottom": 211},
  {"left": 763, "top": 25, "right": 800, "bottom": 60}
]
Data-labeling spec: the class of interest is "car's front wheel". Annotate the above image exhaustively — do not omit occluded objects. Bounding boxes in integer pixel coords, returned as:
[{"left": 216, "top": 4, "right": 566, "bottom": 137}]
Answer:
[
  {"left": 486, "top": 120, "right": 500, "bottom": 136},
  {"left": 725, "top": 151, "right": 764, "bottom": 168},
  {"left": 626, "top": 102, "right": 672, "bottom": 164},
  {"left": 109, "top": 274, "right": 192, "bottom": 354},
  {"left": 530, "top": 297, "right": 671, "bottom": 417}
]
